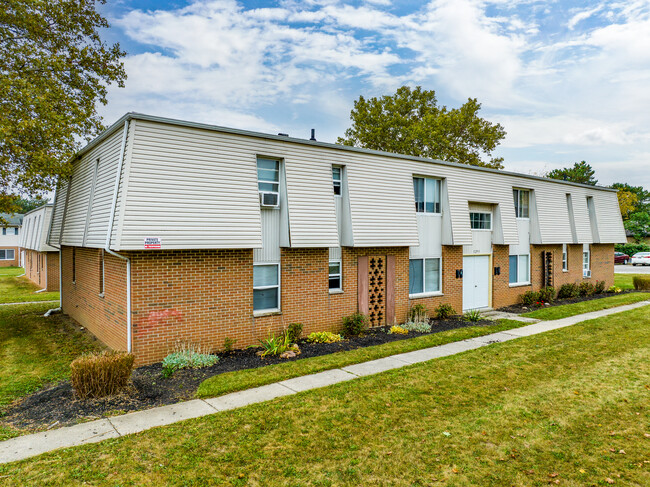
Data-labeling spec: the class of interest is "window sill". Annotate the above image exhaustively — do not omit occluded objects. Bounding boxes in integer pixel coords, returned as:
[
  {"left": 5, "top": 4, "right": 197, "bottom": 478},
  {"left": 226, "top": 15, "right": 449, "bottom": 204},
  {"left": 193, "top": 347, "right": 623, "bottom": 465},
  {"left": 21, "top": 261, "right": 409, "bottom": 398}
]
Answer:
[
  {"left": 409, "top": 291, "right": 443, "bottom": 299},
  {"left": 509, "top": 282, "right": 531, "bottom": 288},
  {"left": 253, "top": 309, "right": 281, "bottom": 317},
  {"left": 329, "top": 289, "right": 344, "bottom": 295},
  {"left": 562, "top": 269, "right": 568, "bottom": 273},
  {"left": 98, "top": 293, "right": 105, "bottom": 299}
]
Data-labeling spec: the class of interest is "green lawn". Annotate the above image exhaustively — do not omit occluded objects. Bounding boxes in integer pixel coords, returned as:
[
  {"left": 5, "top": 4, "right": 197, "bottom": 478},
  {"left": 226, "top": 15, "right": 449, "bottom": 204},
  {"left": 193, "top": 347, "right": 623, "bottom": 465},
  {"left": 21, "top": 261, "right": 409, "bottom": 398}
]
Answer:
[
  {"left": 0, "top": 303, "right": 103, "bottom": 440},
  {"left": 2, "top": 306, "right": 648, "bottom": 485},
  {"left": 0, "top": 268, "right": 59, "bottom": 304},
  {"left": 614, "top": 273, "right": 648, "bottom": 290},
  {"left": 521, "top": 292, "right": 650, "bottom": 320},
  {"left": 197, "top": 319, "right": 527, "bottom": 398}
]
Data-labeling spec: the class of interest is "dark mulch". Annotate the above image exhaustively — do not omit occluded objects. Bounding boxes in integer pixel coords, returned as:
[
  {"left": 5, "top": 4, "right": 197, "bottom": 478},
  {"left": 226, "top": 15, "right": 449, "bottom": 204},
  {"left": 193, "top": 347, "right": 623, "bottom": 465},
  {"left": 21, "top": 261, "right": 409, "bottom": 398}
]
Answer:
[
  {"left": 1, "top": 317, "right": 493, "bottom": 432},
  {"left": 496, "top": 290, "right": 640, "bottom": 315}
]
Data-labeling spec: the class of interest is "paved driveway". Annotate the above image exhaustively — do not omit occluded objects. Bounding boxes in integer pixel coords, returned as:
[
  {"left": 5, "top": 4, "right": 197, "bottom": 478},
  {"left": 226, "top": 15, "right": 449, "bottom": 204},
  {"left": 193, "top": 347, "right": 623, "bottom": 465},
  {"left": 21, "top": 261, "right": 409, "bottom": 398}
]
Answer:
[{"left": 615, "top": 264, "right": 650, "bottom": 274}]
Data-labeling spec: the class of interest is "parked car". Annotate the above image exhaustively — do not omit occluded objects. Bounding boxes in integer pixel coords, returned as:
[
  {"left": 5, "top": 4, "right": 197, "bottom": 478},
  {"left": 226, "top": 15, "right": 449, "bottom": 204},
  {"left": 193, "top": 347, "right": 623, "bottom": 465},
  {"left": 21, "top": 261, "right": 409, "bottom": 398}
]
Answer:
[
  {"left": 614, "top": 252, "right": 630, "bottom": 264},
  {"left": 630, "top": 252, "right": 650, "bottom": 266}
]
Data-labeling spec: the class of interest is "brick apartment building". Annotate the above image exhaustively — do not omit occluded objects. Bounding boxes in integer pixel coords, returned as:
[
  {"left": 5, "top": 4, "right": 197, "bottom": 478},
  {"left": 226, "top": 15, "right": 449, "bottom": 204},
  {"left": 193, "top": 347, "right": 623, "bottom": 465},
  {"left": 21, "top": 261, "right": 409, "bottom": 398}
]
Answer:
[
  {"left": 19, "top": 205, "right": 59, "bottom": 291},
  {"left": 47, "top": 113, "right": 627, "bottom": 365},
  {"left": 0, "top": 213, "right": 23, "bottom": 267}
]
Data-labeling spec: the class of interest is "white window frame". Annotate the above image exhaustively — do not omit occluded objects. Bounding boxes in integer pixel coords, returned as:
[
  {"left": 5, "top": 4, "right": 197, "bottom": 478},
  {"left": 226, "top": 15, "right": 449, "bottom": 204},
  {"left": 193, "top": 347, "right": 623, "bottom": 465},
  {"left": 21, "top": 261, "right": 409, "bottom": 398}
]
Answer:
[
  {"left": 583, "top": 248, "right": 590, "bottom": 278},
  {"left": 256, "top": 157, "right": 280, "bottom": 207},
  {"left": 509, "top": 254, "right": 530, "bottom": 286},
  {"left": 328, "top": 259, "right": 342, "bottom": 292},
  {"left": 253, "top": 263, "right": 281, "bottom": 314},
  {"left": 0, "top": 249, "right": 15, "bottom": 260},
  {"left": 562, "top": 244, "right": 568, "bottom": 272},
  {"left": 332, "top": 166, "right": 342, "bottom": 197},
  {"left": 470, "top": 212, "right": 492, "bottom": 230},
  {"left": 513, "top": 189, "right": 530, "bottom": 219},
  {"left": 413, "top": 177, "right": 441, "bottom": 214},
  {"left": 409, "top": 257, "right": 443, "bottom": 297},
  {"left": 99, "top": 249, "right": 105, "bottom": 297}
]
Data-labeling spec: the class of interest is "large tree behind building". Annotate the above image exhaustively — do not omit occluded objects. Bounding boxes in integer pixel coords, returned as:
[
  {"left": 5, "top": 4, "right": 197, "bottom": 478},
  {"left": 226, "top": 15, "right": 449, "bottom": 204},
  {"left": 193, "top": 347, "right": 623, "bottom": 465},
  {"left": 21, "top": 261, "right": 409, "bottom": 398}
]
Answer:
[
  {"left": 337, "top": 86, "right": 507, "bottom": 169},
  {"left": 546, "top": 161, "right": 597, "bottom": 185},
  {"left": 0, "top": 0, "right": 126, "bottom": 215}
]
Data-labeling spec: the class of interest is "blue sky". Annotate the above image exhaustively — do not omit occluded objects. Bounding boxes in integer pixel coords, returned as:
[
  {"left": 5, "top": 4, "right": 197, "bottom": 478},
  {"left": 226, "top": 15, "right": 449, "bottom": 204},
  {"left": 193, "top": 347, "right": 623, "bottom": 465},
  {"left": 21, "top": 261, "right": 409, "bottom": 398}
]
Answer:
[{"left": 99, "top": 0, "right": 650, "bottom": 188}]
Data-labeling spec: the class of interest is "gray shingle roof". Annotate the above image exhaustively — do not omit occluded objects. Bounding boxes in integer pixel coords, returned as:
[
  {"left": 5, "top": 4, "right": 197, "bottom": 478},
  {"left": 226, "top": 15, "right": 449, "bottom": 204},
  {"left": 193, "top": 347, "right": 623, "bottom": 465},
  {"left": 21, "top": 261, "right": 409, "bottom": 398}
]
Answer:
[{"left": 0, "top": 213, "right": 24, "bottom": 226}]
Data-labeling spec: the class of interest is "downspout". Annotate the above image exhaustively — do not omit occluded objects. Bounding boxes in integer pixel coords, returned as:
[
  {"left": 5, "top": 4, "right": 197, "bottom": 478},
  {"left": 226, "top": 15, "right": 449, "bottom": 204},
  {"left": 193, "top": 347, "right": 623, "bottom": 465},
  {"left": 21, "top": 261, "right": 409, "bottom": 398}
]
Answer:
[{"left": 104, "top": 120, "right": 132, "bottom": 352}]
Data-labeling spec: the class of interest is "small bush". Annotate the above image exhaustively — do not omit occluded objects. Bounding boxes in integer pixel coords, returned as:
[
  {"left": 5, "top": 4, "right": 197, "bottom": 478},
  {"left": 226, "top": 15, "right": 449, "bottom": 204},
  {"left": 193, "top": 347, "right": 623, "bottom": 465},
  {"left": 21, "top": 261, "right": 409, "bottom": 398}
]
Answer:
[
  {"left": 401, "top": 321, "right": 432, "bottom": 333},
  {"left": 388, "top": 325, "right": 408, "bottom": 335},
  {"left": 633, "top": 276, "right": 650, "bottom": 290},
  {"left": 70, "top": 351, "right": 135, "bottom": 399},
  {"left": 520, "top": 290, "right": 540, "bottom": 306},
  {"left": 538, "top": 287, "right": 556, "bottom": 303},
  {"left": 307, "top": 331, "right": 342, "bottom": 343},
  {"left": 223, "top": 337, "right": 237, "bottom": 353},
  {"left": 408, "top": 304, "right": 428, "bottom": 323},
  {"left": 258, "top": 332, "right": 292, "bottom": 357},
  {"left": 341, "top": 312, "right": 369, "bottom": 336},
  {"left": 463, "top": 309, "right": 482, "bottom": 322},
  {"left": 434, "top": 303, "right": 456, "bottom": 320},
  {"left": 615, "top": 242, "right": 650, "bottom": 256},
  {"left": 594, "top": 280, "right": 606, "bottom": 294},
  {"left": 286, "top": 323, "right": 303, "bottom": 343},
  {"left": 608, "top": 285, "right": 622, "bottom": 293},
  {"left": 557, "top": 283, "right": 580, "bottom": 299},
  {"left": 578, "top": 281, "right": 595, "bottom": 296},
  {"left": 162, "top": 350, "right": 219, "bottom": 377}
]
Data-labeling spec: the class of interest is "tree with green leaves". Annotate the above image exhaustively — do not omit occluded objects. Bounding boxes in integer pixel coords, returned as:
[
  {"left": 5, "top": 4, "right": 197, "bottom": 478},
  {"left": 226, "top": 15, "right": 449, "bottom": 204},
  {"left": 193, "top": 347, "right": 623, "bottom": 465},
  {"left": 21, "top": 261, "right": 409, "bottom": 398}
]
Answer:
[
  {"left": 337, "top": 86, "right": 507, "bottom": 169},
  {"left": 624, "top": 212, "right": 650, "bottom": 243},
  {"left": 611, "top": 183, "right": 650, "bottom": 215},
  {"left": 546, "top": 161, "right": 597, "bottom": 185},
  {"left": 0, "top": 0, "right": 126, "bottom": 215},
  {"left": 12, "top": 196, "right": 49, "bottom": 214}
]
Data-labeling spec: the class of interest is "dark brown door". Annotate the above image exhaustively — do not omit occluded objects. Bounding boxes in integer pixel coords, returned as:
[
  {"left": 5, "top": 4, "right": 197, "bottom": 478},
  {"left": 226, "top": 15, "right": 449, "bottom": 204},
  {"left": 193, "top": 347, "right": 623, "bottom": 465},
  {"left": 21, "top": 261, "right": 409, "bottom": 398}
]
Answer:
[{"left": 358, "top": 255, "right": 395, "bottom": 327}]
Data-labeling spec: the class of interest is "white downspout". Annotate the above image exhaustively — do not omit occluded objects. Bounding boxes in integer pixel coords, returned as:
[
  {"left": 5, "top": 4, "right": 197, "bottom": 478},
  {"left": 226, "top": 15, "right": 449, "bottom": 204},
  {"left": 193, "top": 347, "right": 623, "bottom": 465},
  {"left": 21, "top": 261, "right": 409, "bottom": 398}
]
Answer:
[{"left": 105, "top": 120, "right": 132, "bottom": 352}]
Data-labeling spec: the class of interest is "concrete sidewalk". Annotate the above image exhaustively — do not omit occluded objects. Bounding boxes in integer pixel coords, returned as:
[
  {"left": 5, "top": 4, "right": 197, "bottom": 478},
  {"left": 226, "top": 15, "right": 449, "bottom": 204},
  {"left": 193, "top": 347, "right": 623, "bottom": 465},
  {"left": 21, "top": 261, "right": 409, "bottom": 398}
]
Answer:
[
  {"left": 1, "top": 299, "right": 648, "bottom": 464},
  {"left": 0, "top": 300, "right": 58, "bottom": 307}
]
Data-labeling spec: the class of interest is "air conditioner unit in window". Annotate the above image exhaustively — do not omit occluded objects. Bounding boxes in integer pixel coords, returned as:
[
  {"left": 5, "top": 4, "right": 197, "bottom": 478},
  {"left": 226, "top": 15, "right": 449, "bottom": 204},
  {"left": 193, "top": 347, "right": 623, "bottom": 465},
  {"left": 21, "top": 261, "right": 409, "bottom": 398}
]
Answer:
[
  {"left": 259, "top": 191, "right": 279, "bottom": 208},
  {"left": 583, "top": 269, "right": 591, "bottom": 278}
]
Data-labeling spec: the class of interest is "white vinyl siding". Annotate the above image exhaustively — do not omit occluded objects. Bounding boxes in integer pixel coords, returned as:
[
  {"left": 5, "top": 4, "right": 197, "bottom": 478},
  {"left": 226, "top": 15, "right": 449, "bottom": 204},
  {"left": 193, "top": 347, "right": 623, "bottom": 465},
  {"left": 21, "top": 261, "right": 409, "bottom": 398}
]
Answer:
[
  {"left": 253, "top": 263, "right": 280, "bottom": 312},
  {"left": 48, "top": 178, "right": 68, "bottom": 246},
  {"left": 20, "top": 206, "right": 57, "bottom": 252}
]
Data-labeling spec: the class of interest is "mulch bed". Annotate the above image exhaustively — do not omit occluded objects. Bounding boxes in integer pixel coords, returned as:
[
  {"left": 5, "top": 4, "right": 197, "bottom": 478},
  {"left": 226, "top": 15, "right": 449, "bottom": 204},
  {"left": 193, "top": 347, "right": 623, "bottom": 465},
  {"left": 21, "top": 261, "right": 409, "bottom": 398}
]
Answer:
[
  {"left": 1, "top": 317, "right": 494, "bottom": 433},
  {"left": 496, "top": 290, "right": 641, "bottom": 315}
]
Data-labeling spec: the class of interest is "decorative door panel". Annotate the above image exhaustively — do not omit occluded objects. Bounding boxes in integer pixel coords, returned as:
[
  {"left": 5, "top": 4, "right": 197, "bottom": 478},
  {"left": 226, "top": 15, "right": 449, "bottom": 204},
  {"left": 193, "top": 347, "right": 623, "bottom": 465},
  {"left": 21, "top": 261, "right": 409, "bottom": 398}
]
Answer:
[{"left": 358, "top": 255, "right": 394, "bottom": 327}]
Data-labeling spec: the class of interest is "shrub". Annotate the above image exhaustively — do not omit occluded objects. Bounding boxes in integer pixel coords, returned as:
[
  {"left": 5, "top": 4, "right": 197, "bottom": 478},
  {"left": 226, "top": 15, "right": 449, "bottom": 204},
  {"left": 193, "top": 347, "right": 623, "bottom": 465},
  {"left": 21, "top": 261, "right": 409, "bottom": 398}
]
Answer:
[
  {"left": 633, "top": 276, "right": 650, "bottom": 290},
  {"left": 538, "top": 287, "right": 556, "bottom": 303},
  {"left": 594, "top": 280, "right": 606, "bottom": 294},
  {"left": 608, "top": 285, "right": 622, "bottom": 293},
  {"left": 70, "top": 351, "right": 135, "bottom": 399},
  {"left": 162, "top": 350, "right": 220, "bottom": 377},
  {"left": 557, "top": 283, "right": 580, "bottom": 299},
  {"left": 463, "top": 309, "right": 482, "bottom": 322},
  {"left": 408, "top": 304, "right": 428, "bottom": 323},
  {"left": 401, "top": 321, "right": 432, "bottom": 333},
  {"left": 520, "top": 290, "right": 540, "bottom": 306},
  {"left": 307, "top": 331, "right": 342, "bottom": 343},
  {"left": 615, "top": 242, "right": 650, "bottom": 257},
  {"left": 434, "top": 303, "right": 456, "bottom": 320},
  {"left": 341, "top": 312, "right": 369, "bottom": 336},
  {"left": 258, "top": 332, "right": 292, "bottom": 357},
  {"left": 286, "top": 323, "right": 303, "bottom": 343},
  {"left": 223, "top": 337, "right": 237, "bottom": 353},
  {"left": 388, "top": 325, "right": 408, "bottom": 335},
  {"left": 578, "top": 281, "right": 595, "bottom": 296}
]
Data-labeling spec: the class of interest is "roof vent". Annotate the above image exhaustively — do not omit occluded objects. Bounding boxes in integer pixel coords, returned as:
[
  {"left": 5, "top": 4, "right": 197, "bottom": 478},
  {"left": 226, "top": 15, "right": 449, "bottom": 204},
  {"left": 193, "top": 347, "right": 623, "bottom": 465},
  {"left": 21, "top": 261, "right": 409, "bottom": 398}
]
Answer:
[
  {"left": 310, "top": 129, "right": 316, "bottom": 141},
  {"left": 278, "top": 133, "right": 289, "bottom": 137}
]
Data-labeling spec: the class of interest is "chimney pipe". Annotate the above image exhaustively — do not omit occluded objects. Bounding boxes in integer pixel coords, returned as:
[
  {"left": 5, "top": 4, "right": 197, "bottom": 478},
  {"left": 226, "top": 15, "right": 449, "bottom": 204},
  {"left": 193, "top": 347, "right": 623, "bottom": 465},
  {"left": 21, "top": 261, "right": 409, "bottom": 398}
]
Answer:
[{"left": 310, "top": 129, "right": 316, "bottom": 141}]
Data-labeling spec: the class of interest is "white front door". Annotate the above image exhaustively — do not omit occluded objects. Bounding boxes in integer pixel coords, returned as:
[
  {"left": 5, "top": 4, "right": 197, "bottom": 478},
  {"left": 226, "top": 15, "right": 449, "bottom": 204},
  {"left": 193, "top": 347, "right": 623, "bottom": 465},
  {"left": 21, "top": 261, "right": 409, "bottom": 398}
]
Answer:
[{"left": 463, "top": 255, "right": 490, "bottom": 311}]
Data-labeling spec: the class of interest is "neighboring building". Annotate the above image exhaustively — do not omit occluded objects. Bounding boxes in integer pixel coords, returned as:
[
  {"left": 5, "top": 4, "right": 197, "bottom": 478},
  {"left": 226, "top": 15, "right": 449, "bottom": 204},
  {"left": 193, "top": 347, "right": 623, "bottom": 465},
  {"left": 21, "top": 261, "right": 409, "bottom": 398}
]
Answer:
[
  {"left": 625, "top": 229, "right": 650, "bottom": 245},
  {"left": 0, "top": 213, "right": 23, "bottom": 267},
  {"left": 48, "top": 113, "right": 627, "bottom": 365},
  {"left": 19, "top": 205, "right": 59, "bottom": 291}
]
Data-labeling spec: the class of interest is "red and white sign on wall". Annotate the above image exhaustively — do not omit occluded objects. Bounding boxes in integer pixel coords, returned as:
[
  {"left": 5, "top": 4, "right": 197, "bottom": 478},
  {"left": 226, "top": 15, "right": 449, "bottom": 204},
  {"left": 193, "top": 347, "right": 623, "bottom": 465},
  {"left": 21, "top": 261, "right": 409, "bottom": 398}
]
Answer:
[{"left": 144, "top": 237, "right": 162, "bottom": 249}]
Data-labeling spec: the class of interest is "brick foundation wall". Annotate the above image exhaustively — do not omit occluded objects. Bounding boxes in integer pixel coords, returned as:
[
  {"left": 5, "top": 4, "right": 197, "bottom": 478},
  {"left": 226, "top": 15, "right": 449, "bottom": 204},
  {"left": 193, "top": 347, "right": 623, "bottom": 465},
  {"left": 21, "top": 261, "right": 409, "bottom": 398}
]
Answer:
[
  {"left": 22, "top": 249, "right": 59, "bottom": 291},
  {"left": 0, "top": 246, "right": 19, "bottom": 267},
  {"left": 588, "top": 244, "right": 615, "bottom": 287},
  {"left": 61, "top": 246, "right": 128, "bottom": 351}
]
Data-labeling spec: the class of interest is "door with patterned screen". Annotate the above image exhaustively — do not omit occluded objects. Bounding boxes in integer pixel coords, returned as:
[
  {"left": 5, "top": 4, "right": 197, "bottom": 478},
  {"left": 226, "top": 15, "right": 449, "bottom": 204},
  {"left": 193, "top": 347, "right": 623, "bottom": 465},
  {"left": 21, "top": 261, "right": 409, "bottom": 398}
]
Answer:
[{"left": 358, "top": 255, "right": 396, "bottom": 327}]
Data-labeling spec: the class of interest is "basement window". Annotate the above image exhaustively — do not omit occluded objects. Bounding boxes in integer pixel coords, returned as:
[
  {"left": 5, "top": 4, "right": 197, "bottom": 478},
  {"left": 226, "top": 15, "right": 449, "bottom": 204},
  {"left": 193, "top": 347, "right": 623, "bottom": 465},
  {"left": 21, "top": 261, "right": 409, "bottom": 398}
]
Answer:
[
  {"left": 253, "top": 264, "right": 280, "bottom": 312},
  {"left": 509, "top": 254, "right": 530, "bottom": 285}
]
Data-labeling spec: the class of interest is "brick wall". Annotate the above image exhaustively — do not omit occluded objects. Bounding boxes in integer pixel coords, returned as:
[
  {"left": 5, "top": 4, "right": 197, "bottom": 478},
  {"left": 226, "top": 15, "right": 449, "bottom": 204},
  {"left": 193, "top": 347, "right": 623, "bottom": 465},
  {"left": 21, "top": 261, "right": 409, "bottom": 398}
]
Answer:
[
  {"left": 61, "top": 246, "right": 128, "bottom": 352},
  {"left": 0, "top": 246, "right": 19, "bottom": 267},
  {"left": 22, "top": 249, "right": 59, "bottom": 291}
]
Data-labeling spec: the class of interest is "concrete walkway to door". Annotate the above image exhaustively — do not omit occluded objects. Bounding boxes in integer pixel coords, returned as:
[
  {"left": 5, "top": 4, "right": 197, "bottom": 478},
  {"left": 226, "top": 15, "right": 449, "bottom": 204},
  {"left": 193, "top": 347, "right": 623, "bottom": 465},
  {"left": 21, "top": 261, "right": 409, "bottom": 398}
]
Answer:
[{"left": 1, "top": 299, "right": 649, "bottom": 464}]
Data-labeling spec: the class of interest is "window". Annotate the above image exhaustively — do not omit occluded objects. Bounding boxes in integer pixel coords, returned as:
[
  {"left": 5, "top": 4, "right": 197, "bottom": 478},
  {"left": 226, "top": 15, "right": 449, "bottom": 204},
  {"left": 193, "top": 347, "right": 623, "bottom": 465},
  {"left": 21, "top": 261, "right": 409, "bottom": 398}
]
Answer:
[
  {"left": 583, "top": 248, "right": 590, "bottom": 278},
  {"left": 0, "top": 249, "right": 15, "bottom": 260},
  {"left": 413, "top": 177, "right": 441, "bottom": 213},
  {"left": 562, "top": 244, "right": 568, "bottom": 271},
  {"left": 72, "top": 247, "right": 76, "bottom": 283},
  {"left": 2, "top": 228, "right": 5, "bottom": 235},
  {"left": 332, "top": 167, "right": 342, "bottom": 196},
  {"left": 509, "top": 254, "right": 530, "bottom": 284},
  {"left": 329, "top": 260, "right": 342, "bottom": 290},
  {"left": 257, "top": 157, "right": 280, "bottom": 206},
  {"left": 253, "top": 264, "right": 280, "bottom": 311},
  {"left": 513, "top": 189, "right": 530, "bottom": 218},
  {"left": 470, "top": 212, "right": 492, "bottom": 230},
  {"left": 409, "top": 258, "right": 441, "bottom": 295},
  {"left": 99, "top": 250, "right": 105, "bottom": 295}
]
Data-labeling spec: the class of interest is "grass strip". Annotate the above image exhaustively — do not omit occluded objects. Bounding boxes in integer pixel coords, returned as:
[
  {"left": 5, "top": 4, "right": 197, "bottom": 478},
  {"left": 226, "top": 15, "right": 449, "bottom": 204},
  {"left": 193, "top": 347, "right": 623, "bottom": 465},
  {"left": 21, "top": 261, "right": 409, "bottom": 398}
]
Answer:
[
  {"left": 522, "top": 292, "right": 650, "bottom": 320},
  {"left": 614, "top": 272, "right": 648, "bottom": 290},
  {"left": 196, "top": 318, "right": 527, "bottom": 398},
  {"left": 0, "top": 273, "right": 59, "bottom": 304}
]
